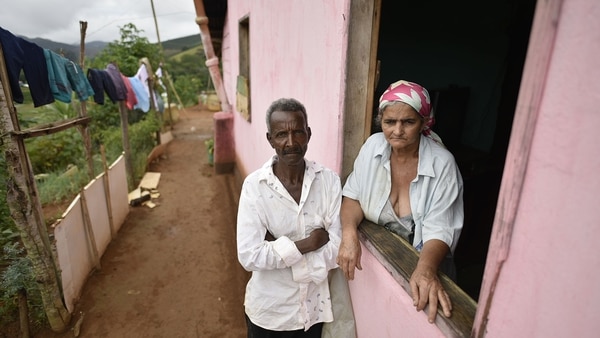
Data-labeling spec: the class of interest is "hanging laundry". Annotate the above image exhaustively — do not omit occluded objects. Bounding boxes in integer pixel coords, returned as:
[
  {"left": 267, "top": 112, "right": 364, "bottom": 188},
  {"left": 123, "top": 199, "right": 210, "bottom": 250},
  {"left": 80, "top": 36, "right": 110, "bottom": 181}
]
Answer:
[
  {"left": 154, "top": 89, "right": 164, "bottom": 113},
  {"left": 67, "top": 63, "right": 95, "bottom": 102},
  {"left": 155, "top": 62, "right": 166, "bottom": 91},
  {"left": 128, "top": 76, "right": 150, "bottom": 112},
  {"left": 120, "top": 74, "right": 138, "bottom": 111},
  {"left": 135, "top": 62, "right": 150, "bottom": 97},
  {"left": 66, "top": 60, "right": 94, "bottom": 102},
  {"left": 105, "top": 63, "right": 127, "bottom": 101},
  {"left": 43, "top": 49, "right": 94, "bottom": 103},
  {"left": 0, "top": 26, "right": 54, "bottom": 107},
  {"left": 135, "top": 58, "right": 159, "bottom": 111},
  {"left": 87, "top": 68, "right": 120, "bottom": 104}
]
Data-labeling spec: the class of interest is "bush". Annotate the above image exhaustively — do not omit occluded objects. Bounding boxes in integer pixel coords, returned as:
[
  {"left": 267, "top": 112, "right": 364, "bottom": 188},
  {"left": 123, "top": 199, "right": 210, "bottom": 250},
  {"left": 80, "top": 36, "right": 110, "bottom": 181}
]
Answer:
[
  {"left": 100, "top": 111, "right": 161, "bottom": 185},
  {"left": 0, "top": 243, "right": 46, "bottom": 332},
  {"left": 172, "top": 74, "right": 204, "bottom": 107},
  {"left": 0, "top": 157, "right": 18, "bottom": 257},
  {"left": 21, "top": 102, "right": 86, "bottom": 175}
]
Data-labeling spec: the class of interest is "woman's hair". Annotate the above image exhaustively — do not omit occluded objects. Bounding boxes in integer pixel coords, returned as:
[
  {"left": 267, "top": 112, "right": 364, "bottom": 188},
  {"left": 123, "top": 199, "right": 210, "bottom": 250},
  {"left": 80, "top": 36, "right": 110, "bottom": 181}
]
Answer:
[
  {"left": 377, "top": 80, "right": 434, "bottom": 131},
  {"left": 265, "top": 98, "right": 308, "bottom": 132},
  {"left": 377, "top": 80, "right": 445, "bottom": 146}
]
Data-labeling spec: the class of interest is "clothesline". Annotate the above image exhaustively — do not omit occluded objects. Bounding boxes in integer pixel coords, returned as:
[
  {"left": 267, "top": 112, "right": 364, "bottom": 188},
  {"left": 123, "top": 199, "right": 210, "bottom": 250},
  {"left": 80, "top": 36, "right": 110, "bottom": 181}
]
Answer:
[{"left": 0, "top": 26, "right": 163, "bottom": 113}]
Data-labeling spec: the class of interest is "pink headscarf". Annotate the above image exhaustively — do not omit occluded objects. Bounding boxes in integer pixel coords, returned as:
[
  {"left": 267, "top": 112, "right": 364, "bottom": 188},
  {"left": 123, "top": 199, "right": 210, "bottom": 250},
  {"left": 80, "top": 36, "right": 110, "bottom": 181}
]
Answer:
[{"left": 379, "top": 80, "right": 443, "bottom": 145}]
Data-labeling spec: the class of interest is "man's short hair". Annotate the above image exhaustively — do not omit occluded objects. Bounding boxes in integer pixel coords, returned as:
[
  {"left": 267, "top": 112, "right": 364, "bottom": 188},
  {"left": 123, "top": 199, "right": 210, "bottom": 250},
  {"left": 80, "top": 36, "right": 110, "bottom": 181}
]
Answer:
[{"left": 265, "top": 98, "right": 308, "bottom": 132}]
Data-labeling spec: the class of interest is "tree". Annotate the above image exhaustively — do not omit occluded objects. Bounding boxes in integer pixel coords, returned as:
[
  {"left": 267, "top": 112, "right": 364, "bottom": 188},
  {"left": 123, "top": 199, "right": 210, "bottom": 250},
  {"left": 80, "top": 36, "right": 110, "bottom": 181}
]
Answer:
[
  {"left": 90, "top": 23, "right": 161, "bottom": 78},
  {"left": 167, "top": 52, "right": 208, "bottom": 106},
  {"left": 1, "top": 78, "right": 70, "bottom": 333}
]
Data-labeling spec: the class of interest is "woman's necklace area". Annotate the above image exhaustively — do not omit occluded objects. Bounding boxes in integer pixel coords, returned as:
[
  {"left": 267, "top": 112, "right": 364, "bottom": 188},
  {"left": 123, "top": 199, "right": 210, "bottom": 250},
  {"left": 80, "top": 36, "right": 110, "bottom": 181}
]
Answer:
[{"left": 390, "top": 154, "right": 418, "bottom": 217}]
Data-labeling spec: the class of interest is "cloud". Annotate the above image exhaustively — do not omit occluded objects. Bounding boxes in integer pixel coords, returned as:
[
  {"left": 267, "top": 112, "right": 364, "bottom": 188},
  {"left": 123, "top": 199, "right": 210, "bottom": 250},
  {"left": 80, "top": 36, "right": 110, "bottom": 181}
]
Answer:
[{"left": 0, "top": 0, "right": 200, "bottom": 44}]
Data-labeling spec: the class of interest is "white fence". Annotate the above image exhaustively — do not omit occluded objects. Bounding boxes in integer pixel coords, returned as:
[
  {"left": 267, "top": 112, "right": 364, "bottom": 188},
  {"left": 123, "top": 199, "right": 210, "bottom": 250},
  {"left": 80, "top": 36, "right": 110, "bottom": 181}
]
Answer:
[{"left": 52, "top": 155, "right": 129, "bottom": 312}]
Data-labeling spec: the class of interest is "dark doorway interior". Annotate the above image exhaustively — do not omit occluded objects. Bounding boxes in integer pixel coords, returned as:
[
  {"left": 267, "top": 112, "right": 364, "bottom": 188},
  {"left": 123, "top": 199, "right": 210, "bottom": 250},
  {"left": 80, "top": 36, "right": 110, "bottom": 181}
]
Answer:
[{"left": 373, "top": 0, "right": 536, "bottom": 300}]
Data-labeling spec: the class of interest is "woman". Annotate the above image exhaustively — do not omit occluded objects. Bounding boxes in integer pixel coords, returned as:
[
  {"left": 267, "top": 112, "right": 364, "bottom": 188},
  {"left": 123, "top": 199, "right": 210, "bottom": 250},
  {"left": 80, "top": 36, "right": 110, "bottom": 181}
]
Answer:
[{"left": 337, "top": 80, "right": 464, "bottom": 323}]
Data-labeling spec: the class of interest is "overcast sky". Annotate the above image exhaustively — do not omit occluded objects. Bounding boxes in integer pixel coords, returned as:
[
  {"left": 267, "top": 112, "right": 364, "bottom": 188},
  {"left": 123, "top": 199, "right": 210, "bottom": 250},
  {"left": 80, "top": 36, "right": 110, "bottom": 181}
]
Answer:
[{"left": 0, "top": 0, "right": 201, "bottom": 44}]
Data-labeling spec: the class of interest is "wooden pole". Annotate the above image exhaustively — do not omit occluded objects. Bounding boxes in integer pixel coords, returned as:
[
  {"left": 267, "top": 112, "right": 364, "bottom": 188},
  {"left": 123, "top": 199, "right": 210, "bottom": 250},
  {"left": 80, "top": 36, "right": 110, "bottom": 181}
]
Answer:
[
  {"left": 79, "top": 188, "right": 101, "bottom": 270},
  {"left": 100, "top": 145, "right": 116, "bottom": 239},
  {"left": 78, "top": 21, "right": 95, "bottom": 179},
  {"left": 118, "top": 101, "right": 134, "bottom": 187},
  {"left": 150, "top": 0, "right": 162, "bottom": 47},
  {"left": 150, "top": 0, "right": 185, "bottom": 123}
]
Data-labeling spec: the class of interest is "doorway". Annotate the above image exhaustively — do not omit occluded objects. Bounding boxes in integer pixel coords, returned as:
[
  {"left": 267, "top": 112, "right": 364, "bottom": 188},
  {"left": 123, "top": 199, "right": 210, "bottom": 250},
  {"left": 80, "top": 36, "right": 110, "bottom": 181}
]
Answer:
[{"left": 372, "top": 0, "right": 537, "bottom": 299}]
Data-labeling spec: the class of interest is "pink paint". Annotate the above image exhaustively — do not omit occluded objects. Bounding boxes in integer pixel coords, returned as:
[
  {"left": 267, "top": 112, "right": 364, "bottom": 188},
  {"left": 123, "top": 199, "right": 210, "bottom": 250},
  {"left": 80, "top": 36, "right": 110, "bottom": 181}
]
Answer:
[
  {"left": 348, "top": 242, "right": 446, "bottom": 337},
  {"left": 213, "top": 111, "right": 235, "bottom": 172}
]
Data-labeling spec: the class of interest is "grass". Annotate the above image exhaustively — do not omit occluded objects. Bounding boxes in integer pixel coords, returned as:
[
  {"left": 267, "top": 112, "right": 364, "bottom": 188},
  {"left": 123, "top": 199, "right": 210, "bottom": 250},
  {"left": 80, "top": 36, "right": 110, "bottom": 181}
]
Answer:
[{"left": 169, "top": 45, "right": 203, "bottom": 62}]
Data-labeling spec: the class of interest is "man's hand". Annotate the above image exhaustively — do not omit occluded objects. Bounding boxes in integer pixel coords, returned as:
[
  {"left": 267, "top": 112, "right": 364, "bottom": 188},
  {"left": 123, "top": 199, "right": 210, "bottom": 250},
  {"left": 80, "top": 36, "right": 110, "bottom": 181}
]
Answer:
[
  {"left": 295, "top": 228, "right": 329, "bottom": 254},
  {"left": 336, "top": 230, "right": 362, "bottom": 280},
  {"left": 409, "top": 264, "right": 452, "bottom": 323},
  {"left": 308, "top": 228, "right": 330, "bottom": 249}
]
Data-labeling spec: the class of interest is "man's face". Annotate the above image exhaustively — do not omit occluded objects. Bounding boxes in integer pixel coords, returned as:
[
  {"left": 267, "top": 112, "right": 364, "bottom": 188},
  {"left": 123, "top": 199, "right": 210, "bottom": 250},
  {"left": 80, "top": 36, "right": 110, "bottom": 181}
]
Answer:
[{"left": 266, "top": 110, "right": 311, "bottom": 166}]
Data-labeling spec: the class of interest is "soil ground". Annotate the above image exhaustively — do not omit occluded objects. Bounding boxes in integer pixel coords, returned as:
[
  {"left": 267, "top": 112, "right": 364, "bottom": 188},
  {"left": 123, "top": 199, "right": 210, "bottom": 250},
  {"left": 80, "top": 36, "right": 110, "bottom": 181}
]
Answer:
[{"left": 31, "top": 106, "right": 250, "bottom": 337}]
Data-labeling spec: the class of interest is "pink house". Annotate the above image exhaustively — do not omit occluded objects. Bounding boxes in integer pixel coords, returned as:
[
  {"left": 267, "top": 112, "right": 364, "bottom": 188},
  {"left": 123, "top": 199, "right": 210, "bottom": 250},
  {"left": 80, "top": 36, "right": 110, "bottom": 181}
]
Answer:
[{"left": 198, "top": 0, "right": 600, "bottom": 336}]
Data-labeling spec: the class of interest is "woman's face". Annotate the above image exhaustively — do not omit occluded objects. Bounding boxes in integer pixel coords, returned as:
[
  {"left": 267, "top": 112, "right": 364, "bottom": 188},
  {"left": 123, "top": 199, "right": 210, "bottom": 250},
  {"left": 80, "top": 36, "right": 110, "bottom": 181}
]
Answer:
[{"left": 380, "top": 102, "right": 426, "bottom": 151}]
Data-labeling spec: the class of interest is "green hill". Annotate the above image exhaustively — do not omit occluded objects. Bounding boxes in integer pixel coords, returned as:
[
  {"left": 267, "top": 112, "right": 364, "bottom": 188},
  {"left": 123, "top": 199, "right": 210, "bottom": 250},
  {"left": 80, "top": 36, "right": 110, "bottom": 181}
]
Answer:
[
  {"left": 168, "top": 45, "right": 204, "bottom": 62},
  {"left": 160, "top": 34, "right": 203, "bottom": 58}
]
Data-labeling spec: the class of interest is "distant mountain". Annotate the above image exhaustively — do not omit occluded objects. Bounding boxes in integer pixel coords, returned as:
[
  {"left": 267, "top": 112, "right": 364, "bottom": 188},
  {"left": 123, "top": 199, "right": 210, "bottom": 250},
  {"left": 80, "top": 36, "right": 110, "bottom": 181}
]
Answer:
[
  {"left": 23, "top": 34, "right": 203, "bottom": 61},
  {"left": 27, "top": 37, "right": 108, "bottom": 61}
]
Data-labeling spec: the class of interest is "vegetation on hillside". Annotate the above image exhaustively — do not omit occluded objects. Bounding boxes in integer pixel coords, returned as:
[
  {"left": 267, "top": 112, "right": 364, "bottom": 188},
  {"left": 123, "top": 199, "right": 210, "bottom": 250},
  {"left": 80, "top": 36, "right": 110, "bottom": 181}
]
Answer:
[{"left": 160, "top": 34, "right": 202, "bottom": 58}]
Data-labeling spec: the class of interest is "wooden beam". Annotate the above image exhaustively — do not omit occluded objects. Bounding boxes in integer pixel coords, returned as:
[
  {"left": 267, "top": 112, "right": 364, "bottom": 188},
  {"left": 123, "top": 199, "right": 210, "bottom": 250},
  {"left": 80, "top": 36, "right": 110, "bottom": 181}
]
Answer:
[{"left": 11, "top": 116, "right": 92, "bottom": 139}]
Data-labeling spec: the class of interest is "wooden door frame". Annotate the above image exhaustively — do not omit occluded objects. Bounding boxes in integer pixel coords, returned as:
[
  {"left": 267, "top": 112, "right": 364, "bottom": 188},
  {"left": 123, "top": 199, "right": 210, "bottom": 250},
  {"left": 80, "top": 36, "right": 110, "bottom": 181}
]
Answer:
[{"left": 341, "top": 0, "right": 381, "bottom": 182}]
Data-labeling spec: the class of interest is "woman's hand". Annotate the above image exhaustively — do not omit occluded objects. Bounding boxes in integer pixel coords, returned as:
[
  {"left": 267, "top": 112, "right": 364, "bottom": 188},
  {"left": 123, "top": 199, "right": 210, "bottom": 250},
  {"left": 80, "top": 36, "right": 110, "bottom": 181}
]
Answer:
[
  {"left": 337, "top": 197, "right": 365, "bottom": 280},
  {"left": 337, "top": 229, "right": 362, "bottom": 280},
  {"left": 409, "top": 240, "right": 452, "bottom": 323}
]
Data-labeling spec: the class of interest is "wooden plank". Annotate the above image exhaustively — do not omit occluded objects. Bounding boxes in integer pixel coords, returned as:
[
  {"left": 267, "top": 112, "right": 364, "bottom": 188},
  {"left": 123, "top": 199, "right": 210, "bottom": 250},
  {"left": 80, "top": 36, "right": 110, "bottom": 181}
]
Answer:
[
  {"left": 139, "top": 172, "right": 161, "bottom": 190},
  {"left": 80, "top": 189, "right": 101, "bottom": 270},
  {"left": 11, "top": 116, "right": 92, "bottom": 139}
]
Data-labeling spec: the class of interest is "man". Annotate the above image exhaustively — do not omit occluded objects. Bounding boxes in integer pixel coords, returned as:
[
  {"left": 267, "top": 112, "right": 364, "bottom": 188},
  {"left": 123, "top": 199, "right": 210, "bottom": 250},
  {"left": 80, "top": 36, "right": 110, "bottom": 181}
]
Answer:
[{"left": 237, "top": 98, "right": 342, "bottom": 338}]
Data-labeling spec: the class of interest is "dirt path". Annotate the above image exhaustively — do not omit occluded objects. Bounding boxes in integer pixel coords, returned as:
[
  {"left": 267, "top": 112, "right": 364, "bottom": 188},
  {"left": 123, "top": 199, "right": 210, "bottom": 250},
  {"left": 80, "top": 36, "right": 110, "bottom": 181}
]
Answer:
[{"left": 36, "top": 106, "right": 250, "bottom": 338}]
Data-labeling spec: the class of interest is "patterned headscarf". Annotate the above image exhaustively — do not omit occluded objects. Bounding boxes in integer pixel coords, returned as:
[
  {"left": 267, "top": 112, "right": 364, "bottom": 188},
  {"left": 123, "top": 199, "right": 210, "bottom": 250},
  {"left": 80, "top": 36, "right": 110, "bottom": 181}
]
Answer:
[{"left": 379, "top": 80, "right": 443, "bottom": 145}]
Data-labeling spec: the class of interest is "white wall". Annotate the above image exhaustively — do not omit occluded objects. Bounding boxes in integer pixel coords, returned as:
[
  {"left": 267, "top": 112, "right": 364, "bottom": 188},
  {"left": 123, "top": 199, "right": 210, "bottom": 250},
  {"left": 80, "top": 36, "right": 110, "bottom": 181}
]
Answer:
[{"left": 54, "top": 156, "right": 129, "bottom": 312}]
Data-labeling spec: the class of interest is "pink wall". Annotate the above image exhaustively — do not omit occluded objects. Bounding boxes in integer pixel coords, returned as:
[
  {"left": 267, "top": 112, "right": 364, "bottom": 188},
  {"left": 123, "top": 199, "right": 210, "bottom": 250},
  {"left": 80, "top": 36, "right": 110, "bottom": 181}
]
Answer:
[
  {"left": 219, "top": 0, "right": 600, "bottom": 336},
  {"left": 482, "top": 0, "right": 600, "bottom": 336},
  {"left": 349, "top": 243, "right": 446, "bottom": 337},
  {"left": 222, "top": 0, "right": 350, "bottom": 175}
]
